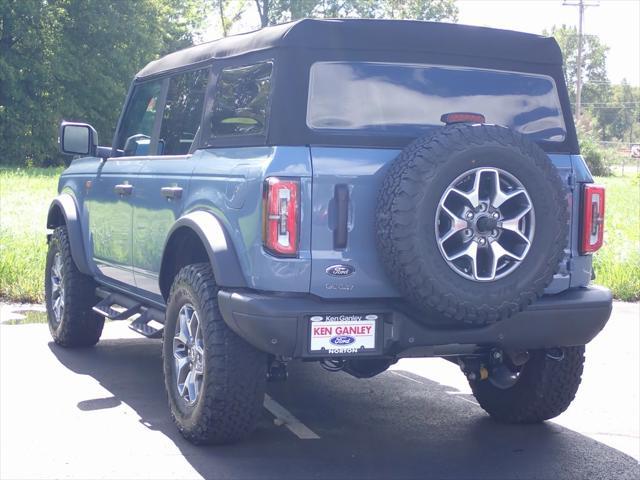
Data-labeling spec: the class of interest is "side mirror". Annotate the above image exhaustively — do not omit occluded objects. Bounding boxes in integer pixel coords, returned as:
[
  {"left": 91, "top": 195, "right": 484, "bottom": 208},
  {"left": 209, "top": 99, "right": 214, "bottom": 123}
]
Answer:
[
  {"left": 59, "top": 122, "right": 98, "bottom": 156},
  {"left": 123, "top": 134, "right": 151, "bottom": 156}
]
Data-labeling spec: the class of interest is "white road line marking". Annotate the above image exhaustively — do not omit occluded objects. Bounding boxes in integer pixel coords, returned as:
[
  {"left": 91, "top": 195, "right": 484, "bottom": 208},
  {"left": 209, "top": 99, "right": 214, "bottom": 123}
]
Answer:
[
  {"left": 390, "top": 371, "right": 425, "bottom": 384},
  {"left": 454, "top": 396, "right": 480, "bottom": 407},
  {"left": 390, "top": 371, "right": 480, "bottom": 406},
  {"left": 263, "top": 394, "right": 320, "bottom": 440}
]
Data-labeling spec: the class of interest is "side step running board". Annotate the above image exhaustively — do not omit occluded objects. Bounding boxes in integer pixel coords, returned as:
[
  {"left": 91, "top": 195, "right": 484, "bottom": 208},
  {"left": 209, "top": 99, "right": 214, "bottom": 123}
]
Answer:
[
  {"left": 129, "top": 309, "right": 164, "bottom": 339},
  {"left": 93, "top": 289, "right": 165, "bottom": 339},
  {"left": 93, "top": 295, "right": 141, "bottom": 320}
]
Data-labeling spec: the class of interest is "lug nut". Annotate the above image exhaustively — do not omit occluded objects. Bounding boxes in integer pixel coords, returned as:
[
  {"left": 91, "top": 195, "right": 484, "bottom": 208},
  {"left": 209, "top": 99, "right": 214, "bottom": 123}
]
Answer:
[
  {"left": 479, "top": 204, "right": 487, "bottom": 212},
  {"left": 464, "top": 228, "right": 473, "bottom": 236},
  {"left": 478, "top": 237, "right": 486, "bottom": 245},
  {"left": 492, "top": 212, "right": 499, "bottom": 219},
  {"left": 491, "top": 229, "right": 499, "bottom": 237},
  {"left": 466, "top": 211, "right": 474, "bottom": 220}
]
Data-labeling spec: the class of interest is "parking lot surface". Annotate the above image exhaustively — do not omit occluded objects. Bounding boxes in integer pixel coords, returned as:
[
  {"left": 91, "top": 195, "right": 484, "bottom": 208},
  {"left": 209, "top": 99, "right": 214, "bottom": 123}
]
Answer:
[{"left": 1, "top": 302, "right": 638, "bottom": 479}]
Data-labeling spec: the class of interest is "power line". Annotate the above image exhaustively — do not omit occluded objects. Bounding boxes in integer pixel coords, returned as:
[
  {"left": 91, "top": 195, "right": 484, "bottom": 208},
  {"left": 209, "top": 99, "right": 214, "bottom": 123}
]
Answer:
[
  {"left": 574, "top": 102, "right": 640, "bottom": 106},
  {"left": 563, "top": 0, "right": 600, "bottom": 119}
]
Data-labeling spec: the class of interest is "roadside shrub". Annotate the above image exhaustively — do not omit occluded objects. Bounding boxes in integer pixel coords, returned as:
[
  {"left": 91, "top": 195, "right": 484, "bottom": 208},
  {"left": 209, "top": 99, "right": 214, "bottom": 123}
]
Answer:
[{"left": 579, "top": 135, "right": 612, "bottom": 176}]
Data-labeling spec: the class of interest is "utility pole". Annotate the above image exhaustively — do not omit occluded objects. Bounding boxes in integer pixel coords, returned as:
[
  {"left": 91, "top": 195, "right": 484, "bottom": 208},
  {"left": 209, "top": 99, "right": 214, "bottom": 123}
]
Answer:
[{"left": 563, "top": 0, "right": 599, "bottom": 120}]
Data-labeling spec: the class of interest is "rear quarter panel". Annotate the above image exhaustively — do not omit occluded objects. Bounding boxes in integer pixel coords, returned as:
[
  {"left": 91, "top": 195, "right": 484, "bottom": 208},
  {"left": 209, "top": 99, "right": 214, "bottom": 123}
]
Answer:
[{"left": 188, "top": 146, "right": 312, "bottom": 293}]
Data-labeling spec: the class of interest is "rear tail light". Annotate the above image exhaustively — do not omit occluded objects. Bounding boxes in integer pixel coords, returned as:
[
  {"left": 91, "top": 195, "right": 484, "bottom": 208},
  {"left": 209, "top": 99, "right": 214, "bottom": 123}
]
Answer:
[
  {"left": 263, "top": 177, "right": 300, "bottom": 257},
  {"left": 580, "top": 184, "right": 605, "bottom": 254}
]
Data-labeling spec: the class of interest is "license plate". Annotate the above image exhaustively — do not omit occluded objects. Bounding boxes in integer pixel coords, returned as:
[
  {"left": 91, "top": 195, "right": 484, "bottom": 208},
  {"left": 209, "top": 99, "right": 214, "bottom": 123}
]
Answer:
[{"left": 309, "top": 314, "right": 378, "bottom": 354}]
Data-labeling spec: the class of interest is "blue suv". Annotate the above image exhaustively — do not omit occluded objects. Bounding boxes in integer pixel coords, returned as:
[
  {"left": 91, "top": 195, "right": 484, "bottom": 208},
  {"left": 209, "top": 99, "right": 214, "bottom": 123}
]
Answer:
[{"left": 46, "top": 19, "right": 612, "bottom": 444}]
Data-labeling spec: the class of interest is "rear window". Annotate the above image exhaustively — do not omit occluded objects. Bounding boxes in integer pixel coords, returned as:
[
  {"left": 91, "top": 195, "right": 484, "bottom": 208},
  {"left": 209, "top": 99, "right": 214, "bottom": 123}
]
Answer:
[{"left": 307, "top": 62, "right": 566, "bottom": 142}]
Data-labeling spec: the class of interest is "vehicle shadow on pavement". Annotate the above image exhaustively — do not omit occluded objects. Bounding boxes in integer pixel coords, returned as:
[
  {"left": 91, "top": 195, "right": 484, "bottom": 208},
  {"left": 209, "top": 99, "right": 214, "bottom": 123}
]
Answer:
[{"left": 49, "top": 337, "right": 639, "bottom": 480}]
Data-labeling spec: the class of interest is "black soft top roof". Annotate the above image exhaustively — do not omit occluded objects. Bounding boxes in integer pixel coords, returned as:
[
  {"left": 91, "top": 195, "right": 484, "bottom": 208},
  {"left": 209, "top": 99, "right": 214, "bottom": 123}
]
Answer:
[{"left": 136, "top": 18, "right": 563, "bottom": 79}]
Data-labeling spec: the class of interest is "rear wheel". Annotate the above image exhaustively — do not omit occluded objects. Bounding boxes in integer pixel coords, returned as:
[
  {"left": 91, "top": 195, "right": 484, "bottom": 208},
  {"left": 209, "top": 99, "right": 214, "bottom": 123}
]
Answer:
[
  {"left": 163, "top": 263, "right": 267, "bottom": 444},
  {"left": 470, "top": 346, "right": 585, "bottom": 423},
  {"left": 45, "top": 226, "right": 104, "bottom": 347}
]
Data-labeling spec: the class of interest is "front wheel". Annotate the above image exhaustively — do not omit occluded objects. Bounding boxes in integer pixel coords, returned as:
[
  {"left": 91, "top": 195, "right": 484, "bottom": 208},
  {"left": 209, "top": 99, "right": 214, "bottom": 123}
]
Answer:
[
  {"left": 470, "top": 346, "right": 585, "bottom": 423},
  {"left": 45, "top": 226, "right": 104, "bottom": 347},
  {"left": 163, "top": 263, "right": 267, "bottom": 445}
]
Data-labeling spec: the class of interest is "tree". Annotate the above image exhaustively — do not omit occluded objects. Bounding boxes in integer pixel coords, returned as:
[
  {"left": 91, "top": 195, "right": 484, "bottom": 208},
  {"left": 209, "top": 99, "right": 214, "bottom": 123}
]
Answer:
[
  {"left": 609, "top": 80, "right": 640, "bottom": 143},
  {"left": 0, "top": 0, "right": 205, "bottom": 166},
  {"left": 214, "top": 0, "right": 249, "bottom": 36},
  {"left": 253, "top": 0, "right": 458, "bottom": 27},
  {"left": 0, "top": 0, "right": 61, "bottom": 165},
  {"left": 544, "top": 24, "right": 610, "bottom": 108}
]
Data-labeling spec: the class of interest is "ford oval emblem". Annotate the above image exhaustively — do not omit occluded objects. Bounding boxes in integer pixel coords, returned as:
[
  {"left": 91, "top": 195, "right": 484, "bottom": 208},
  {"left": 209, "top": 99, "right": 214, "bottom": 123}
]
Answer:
[
  {"left": 330, "top": 335, "right": 356, "bottom": 345},
  {"left": 326, "top": 264, "right": 355, "bottom": 277}
]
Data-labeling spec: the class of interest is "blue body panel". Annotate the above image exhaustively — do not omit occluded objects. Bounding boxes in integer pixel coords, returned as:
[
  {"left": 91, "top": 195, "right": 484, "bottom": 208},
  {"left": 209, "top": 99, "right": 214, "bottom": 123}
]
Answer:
[
  {"left": 133, "top": 156, "right": 192, "bottom": 294},
  {"left": 309, "top": 147, "right": 401, "bottom": 298},
  {"left": 189, "top": 147, "right": 312, "bottom": 293},
  {"left": 56, "top": 146, "right": 591, "bottom": 306},
  {"left": 308, "top": 147, "right": 580, "bottom": 299}
]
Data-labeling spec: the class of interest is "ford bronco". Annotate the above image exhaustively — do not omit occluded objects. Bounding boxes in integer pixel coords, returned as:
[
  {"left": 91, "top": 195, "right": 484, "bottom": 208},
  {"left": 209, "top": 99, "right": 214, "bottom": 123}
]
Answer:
[{"left": 46, "top": 19, "right": 612, "bottom": 444}]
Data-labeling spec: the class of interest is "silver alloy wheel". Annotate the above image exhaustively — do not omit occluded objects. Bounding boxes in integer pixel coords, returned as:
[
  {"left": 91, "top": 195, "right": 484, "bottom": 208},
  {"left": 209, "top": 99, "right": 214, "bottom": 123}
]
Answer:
[
  {"left": 50, "top": 252, "right": 65, "bottom": 326},
  {"left": 173, "top": 304, "right": 205, "bottom": 405},
  {"left": 435, "top": 167, "right": 535, "bottom": 281}
]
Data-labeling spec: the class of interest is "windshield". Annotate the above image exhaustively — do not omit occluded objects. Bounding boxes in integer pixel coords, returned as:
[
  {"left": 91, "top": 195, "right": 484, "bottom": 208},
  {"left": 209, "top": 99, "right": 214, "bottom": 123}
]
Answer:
[{"left": 307, "top": 62, "right": 567, "bottom": 142}]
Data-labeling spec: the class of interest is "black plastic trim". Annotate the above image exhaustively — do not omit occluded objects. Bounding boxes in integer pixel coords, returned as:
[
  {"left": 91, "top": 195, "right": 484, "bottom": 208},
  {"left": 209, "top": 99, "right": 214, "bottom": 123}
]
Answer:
[
  {"left": 217, "top": 286, "right": 612, "bottom": 358},
  {"left": 46, "top": 194, "right": 92, "bottom": 275},
  {"left": 160, "top": 211, "right": 247, "bottom": 291},
  {"left": 333, "top": 184, "right": 349, "bottom": 249}
]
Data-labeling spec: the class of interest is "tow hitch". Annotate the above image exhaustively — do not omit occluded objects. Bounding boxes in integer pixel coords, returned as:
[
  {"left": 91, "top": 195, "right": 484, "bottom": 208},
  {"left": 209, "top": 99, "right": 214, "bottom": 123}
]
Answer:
[
  {"left": 267, "top": 359, "right": 288, "bottom": 382},
  {"left": 457, "top": 349, "right": 530, "bottom": 386}
]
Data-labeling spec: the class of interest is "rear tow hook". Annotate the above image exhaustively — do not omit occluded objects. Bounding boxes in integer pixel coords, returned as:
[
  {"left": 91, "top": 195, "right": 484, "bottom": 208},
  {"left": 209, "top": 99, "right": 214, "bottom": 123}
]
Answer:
[{"left": 267, "top": 360, "right": 288, "bottom": 382}]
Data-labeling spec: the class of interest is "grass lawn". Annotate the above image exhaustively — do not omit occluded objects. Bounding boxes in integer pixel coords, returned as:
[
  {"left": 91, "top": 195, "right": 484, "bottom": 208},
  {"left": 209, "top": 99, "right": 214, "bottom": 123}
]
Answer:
[
  {"left": 1, "top": 167, "right": 62, "bottom": 302},
  {"left": 0, "top": 167, "right": 638, "bottom": 303},
  {"left": 593, "top": 175, "right": 640, "bottom": 302}
]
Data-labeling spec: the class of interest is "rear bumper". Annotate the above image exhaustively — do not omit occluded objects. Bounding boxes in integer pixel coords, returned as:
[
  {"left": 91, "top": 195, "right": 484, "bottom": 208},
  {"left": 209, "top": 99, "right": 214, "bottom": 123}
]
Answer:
[{"left": 217, "top": 286, "right": 612, "bottom": 359}]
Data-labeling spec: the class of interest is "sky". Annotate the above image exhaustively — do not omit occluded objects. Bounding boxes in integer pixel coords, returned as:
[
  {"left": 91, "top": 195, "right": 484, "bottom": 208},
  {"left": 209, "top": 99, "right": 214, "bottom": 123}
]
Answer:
[
  {"left": 203, "top": 0, "right": 640, "bottom": 86},
  {"left": 457, "top": 0, "right": 640, "bottom": 86}
]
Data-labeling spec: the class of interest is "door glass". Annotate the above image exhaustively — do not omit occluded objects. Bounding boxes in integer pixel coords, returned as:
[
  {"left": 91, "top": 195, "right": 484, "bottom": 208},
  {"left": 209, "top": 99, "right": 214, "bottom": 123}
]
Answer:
[
  {"left": 116, "top": 80, "right": 163, "bottom": 156},
  {"left": 209, "top": 62, "right": 273, "bottom": 138},
  {"left": 158, "top": 69, "right": 209, "bottom": 155}
]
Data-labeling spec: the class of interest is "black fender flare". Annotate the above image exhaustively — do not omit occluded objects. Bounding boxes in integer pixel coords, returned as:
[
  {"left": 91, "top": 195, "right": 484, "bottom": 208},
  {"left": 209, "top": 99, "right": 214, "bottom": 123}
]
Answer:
[
  {"left": 159, "top": 211, "right": 247, "bottom": 292},
  {"left": 46, "top": 194, "right": 92, "bottom": 275}
]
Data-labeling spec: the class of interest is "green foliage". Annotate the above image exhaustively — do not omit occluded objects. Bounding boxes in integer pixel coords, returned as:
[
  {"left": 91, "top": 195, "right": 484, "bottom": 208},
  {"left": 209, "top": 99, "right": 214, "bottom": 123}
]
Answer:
[
  {"left": 579, "top": 134, "right": 612, "bottom": 177},
  {"left": 545, "top": 25, "right": 640, "bottom": 144},
  {"left": 253, "top": 0, "right": 458, "bottom": 27},
  {"left": 0, "top": 0, "right": 205, "bottom": 167},
  {"left": 213, "top": 0, "right": 249, "bottom": 36},
  {"left": 0, "top": 167, "right": 62, "bottom": 302},
  {"left": 545, "top": 24, "right": 610, "bottom": 108},
  {"left": 609, "top": 80, "right": 640, "bottom": 143},
  {"left": 592, "top": 175, "right": 640, "bottom": 302}
]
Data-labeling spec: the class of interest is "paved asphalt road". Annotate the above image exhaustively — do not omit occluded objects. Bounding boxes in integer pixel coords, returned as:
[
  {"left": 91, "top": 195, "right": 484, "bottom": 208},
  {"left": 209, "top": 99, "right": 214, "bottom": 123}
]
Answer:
[{"left": 1, "top": 302, "right": 638, "bottom": 480}]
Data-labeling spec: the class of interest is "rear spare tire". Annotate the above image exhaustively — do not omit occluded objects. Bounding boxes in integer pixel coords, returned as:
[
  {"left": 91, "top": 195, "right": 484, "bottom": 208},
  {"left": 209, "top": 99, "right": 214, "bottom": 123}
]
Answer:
[{"left": 376, "top": 124, "right": 568, "bottom": 327}]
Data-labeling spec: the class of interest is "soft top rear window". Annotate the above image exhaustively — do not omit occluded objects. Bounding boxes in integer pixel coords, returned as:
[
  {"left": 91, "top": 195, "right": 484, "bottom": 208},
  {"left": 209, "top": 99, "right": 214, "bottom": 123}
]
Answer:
[{"left": 307, "top": 62, "right": 566, "bottom": 142}]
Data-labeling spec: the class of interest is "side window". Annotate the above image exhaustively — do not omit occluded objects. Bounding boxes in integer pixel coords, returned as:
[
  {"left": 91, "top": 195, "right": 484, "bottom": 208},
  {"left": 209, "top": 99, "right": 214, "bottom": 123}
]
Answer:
[
  {"left": 209, "top": 62, "right": 273, "bottom": 138},
  {"left": 158, "top": 69, "right": 209, "bottom": 156},
  {"left": 117, "top": 80, "right": 162, "bottom": 156}
]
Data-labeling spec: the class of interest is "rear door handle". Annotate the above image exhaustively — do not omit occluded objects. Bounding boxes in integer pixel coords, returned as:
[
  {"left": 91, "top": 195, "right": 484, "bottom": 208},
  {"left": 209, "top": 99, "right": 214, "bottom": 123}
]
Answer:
[
  {"left": 114, "top": 183, "right": 133, "bottom": 196},
  {"left": 161, "top": 186, "right": 183, "bottom": 200}
]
